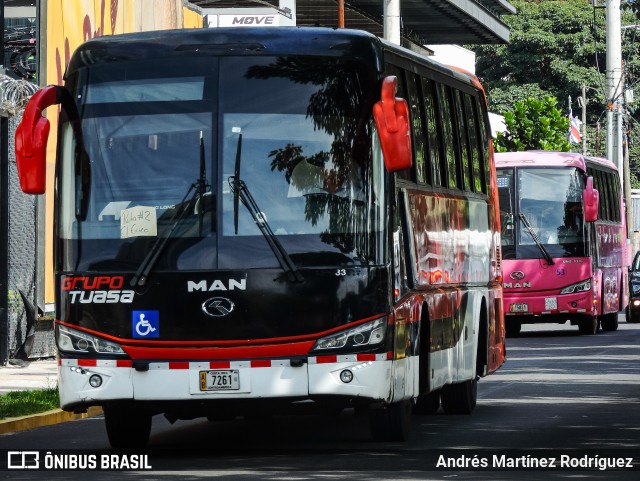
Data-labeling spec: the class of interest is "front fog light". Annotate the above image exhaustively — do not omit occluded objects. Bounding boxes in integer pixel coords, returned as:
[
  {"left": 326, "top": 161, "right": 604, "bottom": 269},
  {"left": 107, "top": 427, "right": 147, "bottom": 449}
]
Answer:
[
  {"left": 340, "top": 370, "right": 353, "bottom": 383},
  {"left": 89, "top": 374, "right": 103, "bottom": 388}
]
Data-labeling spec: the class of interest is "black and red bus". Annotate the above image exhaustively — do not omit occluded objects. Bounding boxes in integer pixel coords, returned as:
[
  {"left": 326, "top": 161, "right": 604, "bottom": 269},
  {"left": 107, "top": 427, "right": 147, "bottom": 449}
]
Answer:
[{"left": 15, "top": 27, "right": 505, "bottom": 447}]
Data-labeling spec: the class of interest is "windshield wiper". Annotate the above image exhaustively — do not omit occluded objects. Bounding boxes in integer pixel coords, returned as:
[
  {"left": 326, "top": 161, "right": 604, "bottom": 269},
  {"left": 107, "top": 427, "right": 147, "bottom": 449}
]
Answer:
[
  {"left": 519, "top": 213, "right": 554, "bottom": 265},
  {"left": 130, "top": 133, "right": 210, "bottom": 287},
  {"left": 228, "top": 128, "right": 303, "bottom": 283},
  {"left": 197, "top": 131, "right": 209, "bottom": 236}
]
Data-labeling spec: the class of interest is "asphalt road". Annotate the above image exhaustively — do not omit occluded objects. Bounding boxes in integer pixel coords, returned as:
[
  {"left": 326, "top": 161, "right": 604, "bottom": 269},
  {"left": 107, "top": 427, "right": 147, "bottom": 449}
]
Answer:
[{"left": 0, "top": 318, "right": 638, "bottom": 480}]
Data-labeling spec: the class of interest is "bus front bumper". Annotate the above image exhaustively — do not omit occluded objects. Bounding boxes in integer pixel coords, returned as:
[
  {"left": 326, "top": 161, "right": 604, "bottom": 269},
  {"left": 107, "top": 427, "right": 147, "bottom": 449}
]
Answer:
[
  {"left": 503, "top": 291, "right": 595, "bottom": 319},
  {"left": 57, "top": 355, "right": 395, "bottom": 412}
]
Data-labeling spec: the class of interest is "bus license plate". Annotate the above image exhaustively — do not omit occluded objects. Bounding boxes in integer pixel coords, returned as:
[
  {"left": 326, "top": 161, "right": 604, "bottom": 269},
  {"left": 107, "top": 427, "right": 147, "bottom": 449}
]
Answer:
[
  {"left": 199, "top": 370, "right": 240, "bottom": 391},
  {"left": 510, "top": 303, "right": 528, "bottom": 313}
]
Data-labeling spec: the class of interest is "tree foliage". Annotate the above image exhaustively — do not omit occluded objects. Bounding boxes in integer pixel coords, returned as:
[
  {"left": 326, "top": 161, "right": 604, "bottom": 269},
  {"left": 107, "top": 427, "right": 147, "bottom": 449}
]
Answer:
[
  {"left": 495, "top": 97, "right": 572, "bottom": 152},
  {"left": 470, "top": 0, "right": 640, "bottom": 186}
]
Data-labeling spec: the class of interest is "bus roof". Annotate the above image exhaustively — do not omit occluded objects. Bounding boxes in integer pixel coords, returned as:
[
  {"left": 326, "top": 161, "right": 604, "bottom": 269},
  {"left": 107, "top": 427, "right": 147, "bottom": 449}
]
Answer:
[
  {"left": 65, "top": 27, "right": 480, "bottom": 91},
  {"left": 495, "top": 150, "right": 617, "bottom": 172}
]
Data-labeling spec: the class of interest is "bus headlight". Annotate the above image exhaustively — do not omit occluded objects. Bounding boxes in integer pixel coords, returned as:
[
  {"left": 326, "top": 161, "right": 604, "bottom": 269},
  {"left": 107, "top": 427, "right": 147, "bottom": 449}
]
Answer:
[
  {"left": 57, "top": 325, "right": 126, "bottom": 355},
  {"left": 559, "top": 279, "right": 592, "bottom": 295},
  {"left": 310, "top": 317, "right": 387, "bottom": 353}
]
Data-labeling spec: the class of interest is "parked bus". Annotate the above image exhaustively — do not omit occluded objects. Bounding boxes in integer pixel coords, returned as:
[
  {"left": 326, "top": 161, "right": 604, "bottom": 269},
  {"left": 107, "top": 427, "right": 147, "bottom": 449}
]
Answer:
[
  {"left": 496, "top": 151, "right": 628, "bottom": 336},
  {"left": 15, "top": 27, "right": 504, "bottom": 447}
]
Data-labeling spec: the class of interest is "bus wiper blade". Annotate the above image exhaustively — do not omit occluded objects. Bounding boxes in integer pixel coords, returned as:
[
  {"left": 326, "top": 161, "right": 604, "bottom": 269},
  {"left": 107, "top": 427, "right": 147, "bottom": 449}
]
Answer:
[
  {"left": 233, "top": 130, "right": 242, "bottom": 235},
  {"left": 519, "top": 213, "right": 554, "bottom": 265},
  {"left": 197, "top": 131, "right": 210, "bottom": 236},
  {"left": 130, "top": 183, "right": 198, "bottom": 287},
  {"left": 228, "top": 176, "right": 304, "bottom": 283}
]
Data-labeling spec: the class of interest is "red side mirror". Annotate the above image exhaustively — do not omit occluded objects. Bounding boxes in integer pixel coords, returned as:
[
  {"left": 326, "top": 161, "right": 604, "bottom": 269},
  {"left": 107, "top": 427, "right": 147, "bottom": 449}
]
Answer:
[
  {"left": 583, "top": 176, "right": 599, "bottom": 223},
  {"left": 15, "top": 86, "right": 60, "bottom": 194},
  {"left": 373, "top": 76, "right": 412, "bottom": 172}
]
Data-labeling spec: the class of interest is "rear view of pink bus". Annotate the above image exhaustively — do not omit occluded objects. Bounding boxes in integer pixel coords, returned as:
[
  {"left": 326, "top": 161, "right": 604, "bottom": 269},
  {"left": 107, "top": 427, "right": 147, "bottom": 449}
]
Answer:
[{"left": 496, "top": 151, "right": 628, "bottom": 336}]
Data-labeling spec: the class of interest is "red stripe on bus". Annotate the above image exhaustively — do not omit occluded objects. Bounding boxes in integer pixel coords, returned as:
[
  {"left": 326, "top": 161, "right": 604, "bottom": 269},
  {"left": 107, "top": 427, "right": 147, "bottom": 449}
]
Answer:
[
  {"left": 116, "top": 360, "right": 133, "bottom": 367},
  {"left": 356, "top": 354, "right": 376, "bottom": 361},
  {"left": 169, "top": 362, "right": 189, "bottom": 370},
  {"left": 77, "top": 359, "right": 97, "bottom": 367},
  {"left": 250, "top": 360, "right": 271, "bottom": 368},
  {"left": 123, "top": 342, "right": 316, "bottom": 360},
  {"left": 316, "top": 355, "right": 337, "bottom": 364},
  {"left": 209, "top": 361, "right": 231, "bottom": 369}
]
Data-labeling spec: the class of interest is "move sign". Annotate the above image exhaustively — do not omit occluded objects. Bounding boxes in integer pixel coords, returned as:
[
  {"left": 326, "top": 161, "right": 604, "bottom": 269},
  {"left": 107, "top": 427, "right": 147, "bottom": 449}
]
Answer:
[{"left": 208, "top": 14, "right": 280, "bottom": 27}]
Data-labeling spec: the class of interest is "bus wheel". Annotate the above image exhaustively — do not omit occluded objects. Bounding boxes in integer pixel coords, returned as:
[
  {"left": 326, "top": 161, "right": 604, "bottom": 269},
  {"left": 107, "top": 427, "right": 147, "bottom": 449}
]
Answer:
[
  {"left": 369, "top": 400, "right": 412, "bottom": 441},
  {"left": 103, "top": 404, "right": 152, "bottom": 449},
  {"left": 413, "top": 390, "right": 440, "bottom": 415},
  {"left": 505, "top": 321, "right": 521, "bottom": 337},
  {"left": 600, "top": 313, "right": 619, "bottom": 332},
  {"left": 441, "top": 378, "right": 477, "bottom": 415},
  {"left": 578, "top": 317, "right": 599, "bottom": 335}
]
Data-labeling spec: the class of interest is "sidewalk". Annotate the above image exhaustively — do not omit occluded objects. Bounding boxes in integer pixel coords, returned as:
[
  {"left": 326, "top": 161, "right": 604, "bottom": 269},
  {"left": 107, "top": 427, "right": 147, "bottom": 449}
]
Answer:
[
  {"left": 0, "top": 359, "right": 102, "bottom": 435},
  {"left": 0, "top": 359, "right": 58, "bottom": 394}
]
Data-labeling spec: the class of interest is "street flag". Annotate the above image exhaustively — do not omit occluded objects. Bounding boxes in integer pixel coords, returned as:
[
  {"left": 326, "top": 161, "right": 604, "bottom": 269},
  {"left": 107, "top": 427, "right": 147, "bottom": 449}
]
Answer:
[{"left": 568, "top": 108, "right": 581, "bottom": 144}]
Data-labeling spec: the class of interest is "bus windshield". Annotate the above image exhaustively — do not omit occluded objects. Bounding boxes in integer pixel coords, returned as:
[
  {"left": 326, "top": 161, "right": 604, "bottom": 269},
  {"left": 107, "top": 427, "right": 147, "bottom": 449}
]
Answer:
[
  {"left": 498, "top": 167, "right": 587, "bottom": 259},
  {"left": 58, "top": 55, "right": 385, "bottom": 272}
]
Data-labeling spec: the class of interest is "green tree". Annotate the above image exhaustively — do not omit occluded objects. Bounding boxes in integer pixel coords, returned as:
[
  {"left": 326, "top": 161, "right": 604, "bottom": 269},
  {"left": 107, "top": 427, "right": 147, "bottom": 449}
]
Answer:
[
  {"left": 470, "top": 0, "right": 640, "bottom": 185},
  {"left": 495, "top": 96, "right": 572, "bottom": 152}
]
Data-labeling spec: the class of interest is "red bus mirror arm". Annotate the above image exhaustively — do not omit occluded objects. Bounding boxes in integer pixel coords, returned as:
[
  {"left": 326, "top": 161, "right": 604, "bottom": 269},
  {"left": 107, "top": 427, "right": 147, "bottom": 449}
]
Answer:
[
  {"left": 583, "top": 176, "right": 599, "bottom": 223},
  {"left": 14, "top": 85, "right": 61, "bottom": 194},
  {"left": 373, "top": 76, "right": 413, "bottom": 172}
]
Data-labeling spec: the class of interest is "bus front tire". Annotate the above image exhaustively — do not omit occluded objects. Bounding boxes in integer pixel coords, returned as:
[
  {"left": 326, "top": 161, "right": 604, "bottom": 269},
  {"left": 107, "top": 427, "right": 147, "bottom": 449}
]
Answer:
[
  {"left": 505, "top": 321, "right": 521, "bottom": 337},
  {"left": 413, "top": 390, "right": 440, "bottom": 415},
  {"left": 441, "top": 378, "right": 477, "bottom": 415},
  {"left": 369, "top": 399, "right": 412, "bottom": 441},
  {"left": 600, "top": 312, "right": 619, "bottom": 332},
  {"left": 104, "top": 404, "right": 152, "bottom": 449},
  {"left": 578, "top": 317, "right": 599, "bottom": 335}
]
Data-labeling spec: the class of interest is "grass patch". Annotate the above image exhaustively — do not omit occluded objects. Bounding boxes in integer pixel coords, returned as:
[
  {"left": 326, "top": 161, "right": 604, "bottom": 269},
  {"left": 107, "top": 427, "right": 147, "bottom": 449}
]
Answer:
[{"left": 0, "top": 388, "right": 59, "bottom": 420}]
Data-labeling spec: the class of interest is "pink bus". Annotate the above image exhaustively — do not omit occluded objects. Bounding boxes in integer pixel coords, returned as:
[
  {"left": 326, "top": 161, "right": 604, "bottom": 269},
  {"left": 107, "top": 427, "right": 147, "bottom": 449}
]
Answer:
[{"left": 496, "top": 151, "right": 629, "bottom": 336}]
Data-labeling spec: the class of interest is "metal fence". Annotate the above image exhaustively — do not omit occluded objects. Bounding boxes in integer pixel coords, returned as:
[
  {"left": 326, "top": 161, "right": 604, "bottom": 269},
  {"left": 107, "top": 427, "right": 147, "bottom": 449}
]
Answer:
[{"left": 2, "top": 78, "right": 54, "bottom": 365}]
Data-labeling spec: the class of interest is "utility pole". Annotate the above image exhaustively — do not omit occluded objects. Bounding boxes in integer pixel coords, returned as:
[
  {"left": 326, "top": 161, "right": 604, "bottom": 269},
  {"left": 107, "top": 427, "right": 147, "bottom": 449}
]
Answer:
[
  {"left": 606, "top": 0, "right": 623, "bottom": 173},
  {"left": 383, "top": 0, "right": 401, "bottom": 45},
  {"left": 580, "top": 85, "right": 587, "bottom": 155},
  {"left": 606, "top": 0, "right": 633, "bottom": 263}
]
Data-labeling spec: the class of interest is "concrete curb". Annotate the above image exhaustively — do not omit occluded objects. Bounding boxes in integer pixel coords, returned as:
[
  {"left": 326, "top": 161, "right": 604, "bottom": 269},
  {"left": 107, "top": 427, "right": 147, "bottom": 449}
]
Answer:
[{"left": 0, "top": 406, "right": 103, "bottom": 435}]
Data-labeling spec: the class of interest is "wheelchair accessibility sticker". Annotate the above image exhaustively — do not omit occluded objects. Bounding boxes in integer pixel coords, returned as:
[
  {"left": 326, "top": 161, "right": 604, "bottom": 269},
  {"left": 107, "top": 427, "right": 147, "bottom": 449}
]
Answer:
[{"left": 132, "top": 310, "right": 159, "bottom": 338}]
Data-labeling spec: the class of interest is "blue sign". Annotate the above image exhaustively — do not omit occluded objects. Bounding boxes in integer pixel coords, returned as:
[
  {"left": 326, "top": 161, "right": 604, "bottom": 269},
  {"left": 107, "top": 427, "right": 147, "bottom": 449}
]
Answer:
[{"left": 132, "top": 310, "right": 159, "bottom": 338}]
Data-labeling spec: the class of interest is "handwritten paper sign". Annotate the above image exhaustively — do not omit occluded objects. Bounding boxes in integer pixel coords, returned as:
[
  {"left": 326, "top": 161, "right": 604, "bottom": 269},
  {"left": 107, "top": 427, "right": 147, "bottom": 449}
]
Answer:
[{"left": 120, "top": 206, "right": 157, "bottom": 239}]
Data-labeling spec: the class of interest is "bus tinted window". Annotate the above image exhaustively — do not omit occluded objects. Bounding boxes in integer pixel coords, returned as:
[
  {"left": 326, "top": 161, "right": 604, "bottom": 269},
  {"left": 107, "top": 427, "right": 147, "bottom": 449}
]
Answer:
[
  {"left": 436, "top": 83, "right": 458, "bottom": 189},
  {"left": 406, "top": 73, "right": 428, "bottom": 184},
  {"left": 421, "top": 77, "right": 443, "bottom": 186},
  {"left": 464, "top": 93, "right": 483, "bottom": 193},
  {"left": 454, "top": 90, "right": 472, "bottom": 191},
  {"left": 475, "top": 96, "right": 490, "bottom": 194},
  {"left": 612, "top": 173, "right": 621, "bottom": 221},
  {"left": 595, "top": 170, "right": 609, "bottom": 220}
]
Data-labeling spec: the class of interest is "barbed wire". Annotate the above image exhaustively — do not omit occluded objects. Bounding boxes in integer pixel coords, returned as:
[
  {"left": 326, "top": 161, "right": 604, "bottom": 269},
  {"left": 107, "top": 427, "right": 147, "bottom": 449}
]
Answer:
[{"left": 0, "top": 74, "right": 38, "bottom": 115}]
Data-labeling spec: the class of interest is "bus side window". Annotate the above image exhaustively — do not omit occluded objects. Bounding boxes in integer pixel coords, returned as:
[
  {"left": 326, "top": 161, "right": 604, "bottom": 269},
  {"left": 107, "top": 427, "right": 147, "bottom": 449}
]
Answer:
[
  {"left": 463, "top": 93, "right": 483, "bottom": 193},
  {"left": 435, "top": 83, "right": 459, "bottom": 189},
  {"left": 421, "top": 77, "right": 444, "bottom": 187},
  {"left": 454, "top": 90, "right": 472, "bottom": 191},
  {"left": 472, "top": 96, "right": 490, "bottom": 195},
  {"left": 406, "top": 73, "right": 429, "bottom": 185}
]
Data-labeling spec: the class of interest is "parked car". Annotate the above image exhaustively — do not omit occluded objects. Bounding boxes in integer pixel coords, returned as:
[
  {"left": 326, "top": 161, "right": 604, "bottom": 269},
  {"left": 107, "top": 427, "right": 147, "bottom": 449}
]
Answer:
[{"left": 628, "top": 251, "right": 640, "bottom": 323}]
